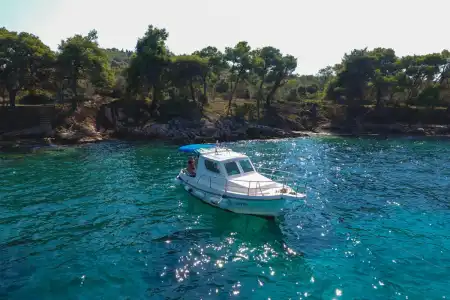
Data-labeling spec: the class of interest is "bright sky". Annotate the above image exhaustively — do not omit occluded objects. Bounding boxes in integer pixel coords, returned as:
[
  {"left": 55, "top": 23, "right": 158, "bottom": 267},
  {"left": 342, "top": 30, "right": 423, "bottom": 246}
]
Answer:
[{"left": 1, "top": 0, "right": 448, "bottom": 74}]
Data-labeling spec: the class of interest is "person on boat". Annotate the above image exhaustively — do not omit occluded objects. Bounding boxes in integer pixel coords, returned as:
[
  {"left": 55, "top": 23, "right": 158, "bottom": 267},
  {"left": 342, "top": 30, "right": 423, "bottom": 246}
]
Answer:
[{"left": 187, "top": 157, "right": 196, "bottom": 177}]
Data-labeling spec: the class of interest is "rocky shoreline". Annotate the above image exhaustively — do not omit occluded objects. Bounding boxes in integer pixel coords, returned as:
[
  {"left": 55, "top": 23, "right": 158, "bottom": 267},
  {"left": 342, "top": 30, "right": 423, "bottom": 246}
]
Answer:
[
  {"left": 2, "top": 121, "right": 449, "bottom": 154},
  {"left": 0, "top": 117, "right": 309, "bottom": 152},
  {"left": 112, "top": 118, "right": 309, "bottom": 143},
  {"left": 1, "top": 102, "right": 449, "bottom": 152}
]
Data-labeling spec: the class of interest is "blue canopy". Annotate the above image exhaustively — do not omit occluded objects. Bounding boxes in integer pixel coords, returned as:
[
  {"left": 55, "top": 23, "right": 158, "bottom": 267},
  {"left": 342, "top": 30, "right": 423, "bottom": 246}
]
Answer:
[{"left": 178, "top": 144, "right": 215, "bottom": 154}]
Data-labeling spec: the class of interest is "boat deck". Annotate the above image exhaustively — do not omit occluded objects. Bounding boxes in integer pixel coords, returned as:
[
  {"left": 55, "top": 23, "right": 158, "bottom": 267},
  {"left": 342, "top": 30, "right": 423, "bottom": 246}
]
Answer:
[{"left": 180, "top": 169, "right": 305, "bottom": 199}]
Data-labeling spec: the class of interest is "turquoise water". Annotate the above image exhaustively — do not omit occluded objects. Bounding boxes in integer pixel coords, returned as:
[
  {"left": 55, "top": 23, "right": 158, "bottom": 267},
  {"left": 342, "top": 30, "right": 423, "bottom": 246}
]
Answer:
[{"left": 1, "top": 137, "right": 449, "bottom": 299}]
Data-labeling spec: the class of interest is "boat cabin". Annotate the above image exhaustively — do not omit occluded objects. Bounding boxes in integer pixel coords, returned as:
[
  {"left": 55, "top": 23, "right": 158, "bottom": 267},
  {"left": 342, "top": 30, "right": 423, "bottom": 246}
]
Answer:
[
  {"left": 188, "top": 147, "right": 279, "bottom": 195},
  {"left": 194, "top": 148, "right": 256, "bottom": 179},
  {"left": 178, "top": 144, "right": 300, "bottom": 198},
  {"left": 177, "top": 144, "right": 305, "bottom": 215}
]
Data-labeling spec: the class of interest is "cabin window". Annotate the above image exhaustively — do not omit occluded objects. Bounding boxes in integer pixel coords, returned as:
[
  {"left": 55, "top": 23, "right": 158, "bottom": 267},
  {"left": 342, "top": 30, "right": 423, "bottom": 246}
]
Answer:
[
  {"left": 239, "top": 159, "right": 254, "bottom": 173},
  {"left": 225, "top": 161, "right": 241, "bottom": 176},
  {"left": 204, "top": 160, "right": 220, "bottom": 174}
]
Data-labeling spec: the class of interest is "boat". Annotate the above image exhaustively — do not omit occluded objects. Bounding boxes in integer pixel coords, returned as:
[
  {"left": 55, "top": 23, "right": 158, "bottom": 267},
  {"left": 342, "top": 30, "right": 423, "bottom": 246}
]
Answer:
[{"left": 175, "top": 143, "right": 306, "bottom": 217}]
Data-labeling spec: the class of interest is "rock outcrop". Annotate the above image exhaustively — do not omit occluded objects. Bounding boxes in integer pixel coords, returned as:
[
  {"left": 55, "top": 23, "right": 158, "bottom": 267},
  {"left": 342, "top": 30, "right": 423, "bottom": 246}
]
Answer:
[
  {"left": 3, "top": 100, "right": 449, "bottom": 147},
  {"left": 96, "top": 105, "right": 309, "bottom": 143}
]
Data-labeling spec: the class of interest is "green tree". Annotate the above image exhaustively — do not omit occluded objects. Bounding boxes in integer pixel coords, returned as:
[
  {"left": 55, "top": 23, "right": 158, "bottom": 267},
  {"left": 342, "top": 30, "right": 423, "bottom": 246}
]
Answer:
[
  {"left": 397, "top": 55, "right": 418, "bottom": 103},
  {"left": 126, "top": 25, "right": 170, "bottom": 115},
  {"left": 396, "top": 53, "right": 447, "bottom": 105},
  {"left": 368, "top": 48, "right": 399, "bottom": 107},
  {"left": 417, "top": 84, "right": 441, "bottom": 108},
  {"left": 224, "top": 41, "right": 252, "bottom": 115},
  {"left": 278, "top": 78, "right": 302, "bottom": 102},
  {"left": 105, "top": 48, "right": 133, "bottom": 71},
  {"left": 170, "top": 54, "right": 209, "bottom": 103},
  {"left": 331, "top": 49, "right": 375, "bottom": 104},
  {"left": 251, "top": 46, "right": 282, "bottom": 118},
  {"left": 193, "top": 46, "right": 227, "bottom": 102},
  {"left": 317, "top": 66, "right": 334, "bottom": 90},
  {"left": 264, "top": 54, "right": 297, "bottom": 107},
  {"left": 57, "top": 29, "right": 113, "bottom": 108},
  {"left": 0, "top": 28, "right": 54, "bottom": 107},
  {"left": 437, "top": 50, "right": 449, "bottom": 86}
]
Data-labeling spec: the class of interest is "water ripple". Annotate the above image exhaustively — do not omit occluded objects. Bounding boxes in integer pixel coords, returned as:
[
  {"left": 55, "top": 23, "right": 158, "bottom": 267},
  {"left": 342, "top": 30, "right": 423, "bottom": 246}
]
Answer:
[{"left": 1, "top": 138, "right": 449, "bottom": 299}]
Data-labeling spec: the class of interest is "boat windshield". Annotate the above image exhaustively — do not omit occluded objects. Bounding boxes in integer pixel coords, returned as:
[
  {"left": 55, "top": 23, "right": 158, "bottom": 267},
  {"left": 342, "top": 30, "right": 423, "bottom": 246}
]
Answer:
[
  {"left": 225, "top": 161, "right": 241, "bottom": 176},
  {"left": 205, "top": 159, "right": 220, "bottom": 174},
  {"left": 239, "top": 159, "right": 255, "bottom": 173}
]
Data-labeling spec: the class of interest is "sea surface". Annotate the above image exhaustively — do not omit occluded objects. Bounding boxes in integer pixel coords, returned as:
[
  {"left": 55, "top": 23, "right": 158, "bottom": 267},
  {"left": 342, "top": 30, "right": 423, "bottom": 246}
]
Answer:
[{"left": 1, "top": 137, "right": 449, "bottom": 299}]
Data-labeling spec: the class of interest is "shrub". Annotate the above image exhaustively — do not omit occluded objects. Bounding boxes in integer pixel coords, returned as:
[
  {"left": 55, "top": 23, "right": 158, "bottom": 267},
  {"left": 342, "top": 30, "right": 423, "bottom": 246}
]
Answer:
[
  {"left": 19, "top": 91, "right": 54, "bottom": 105},
  {"left": 234, "top": 103, "right": 256, "bottom": 121}
]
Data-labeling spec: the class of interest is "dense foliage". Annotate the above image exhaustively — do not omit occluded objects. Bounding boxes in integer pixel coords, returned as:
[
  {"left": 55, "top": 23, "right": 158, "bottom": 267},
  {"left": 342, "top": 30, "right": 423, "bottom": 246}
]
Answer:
[
  {"left": 1, "top": 25, "right": 449, "bottom": 118},
  {"left": 326, "top": 48, "right": 450, "bottom": 108},
  {"left": 56, "top": 30, "right": 113, "bottom": 108},
  {"left": 0, "top": 28, "right": 54, "bottom": 107}
]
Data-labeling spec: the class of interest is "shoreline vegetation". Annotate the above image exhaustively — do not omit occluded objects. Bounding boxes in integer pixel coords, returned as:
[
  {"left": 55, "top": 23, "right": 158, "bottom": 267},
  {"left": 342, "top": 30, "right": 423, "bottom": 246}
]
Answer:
[{"left": 1, "top": 25, "right": 449, "bottom": 152}]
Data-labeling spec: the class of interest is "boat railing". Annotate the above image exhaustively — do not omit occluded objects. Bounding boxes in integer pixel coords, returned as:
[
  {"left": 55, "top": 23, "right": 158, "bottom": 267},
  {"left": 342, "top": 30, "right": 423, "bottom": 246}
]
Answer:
[
  {"left": 257, "top": 167, "right": 304, "bottom": 179},
  {"left": 197, "top": 147, "right": 233, "bottom": 155},
  {"left": 184, "top": 169, "right": 306, "bottom": 197}
]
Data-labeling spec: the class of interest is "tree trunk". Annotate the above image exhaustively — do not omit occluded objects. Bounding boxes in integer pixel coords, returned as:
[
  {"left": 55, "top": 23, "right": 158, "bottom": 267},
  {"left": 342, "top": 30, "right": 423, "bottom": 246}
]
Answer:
[
  {"left": 203, "top": 80, "right": 208, "bottom": 103},
  {"left": 265, "top": 89, "right": 275, "bottom": 107},
  {"left": 388, "top": 91, "right": 396, "bottom": 105},
  {"left": 227, "top": 81, "right": 234, "bottom": 116},
  {"left": 227, "top": 77, "right": 242, "bottom": 116},
  {"left": 256, "top": 94, "right": 260, "bottom": 121},
  {"left": 141, "top": 82, "right": 149, "bottom": 101},
  {"left": 8, "top": 89, "right": 17, "bottom": 108},
  {"left": 71, "top": 75, "right": 78, "bottom": 111},
  {"left": 202, "top": 78, "right": 209, "bottom": 107},
  {"left": 406, "top": 74, "right": 421, "bottom": 104},
  {"left": 59, "top": 85, "right": 65, "bottom": 104},
  {"left": 375, "top": 87, "right": 382, "bottom": 108},
  {"left": 211, "top": 84, "right": 216, "bottom": 101},
  {"left": 257, "top": 80, "right": 264, "bottom": 121},
  {"left": 265, "top": 80, "right": 280, "bottom": 108},
  {"left": 150, "top": 86, "right": 160, "bottom": 116},
  {"left": 71, "top": 76, "right": 78, "bottom": 98},
  {"left": 189, "top": 79, "right": 196, "bottom": 102},
  {"left": 0, "top": 88, "right": 6, "bottom": 106}
]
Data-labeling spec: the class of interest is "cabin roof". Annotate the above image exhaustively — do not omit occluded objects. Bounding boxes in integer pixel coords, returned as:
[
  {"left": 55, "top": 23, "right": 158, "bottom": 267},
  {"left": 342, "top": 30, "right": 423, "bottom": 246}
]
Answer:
[{"left": 199, "top": 148, "right": 248, "bottom": 162}]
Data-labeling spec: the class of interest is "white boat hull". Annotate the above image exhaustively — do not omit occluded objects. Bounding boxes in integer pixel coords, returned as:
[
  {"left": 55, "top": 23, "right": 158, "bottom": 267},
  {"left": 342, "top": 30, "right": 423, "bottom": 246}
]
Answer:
[
  {"left": 175, "top": 145, "right": 306, "bottom": 217},
  {"left": 176, "top": 175, "right": 300, "bottom": 217}
]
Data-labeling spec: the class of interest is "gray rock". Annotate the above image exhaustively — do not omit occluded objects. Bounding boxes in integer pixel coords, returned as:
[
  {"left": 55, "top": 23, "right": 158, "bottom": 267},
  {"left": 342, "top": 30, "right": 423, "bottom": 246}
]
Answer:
[
  {"left": 142, "top": 123, "right": 170, "bottom": 138},
  {"left": 389, "top": 123, "right": 406, "bottom": 133},
  {"left": 104, "top": 107, "right": 114, "bottom": 124},
  {"left": 117, "top": 108, "right": 126, "bottom": 121},
  {"left": 246, "top": 125, "right": 288, "bottom": 138},
  {"left": 201, "top": 127, "right": 217, "bottom": 136},
  {"left": 2, "top": 125, "right": 53, "bottom": 138},
  {"left": 408, "top": 127, "right": 426, "bottom": 135},
  {"left": 435, "top": 125, "right": 450, "bottom": 134}
]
